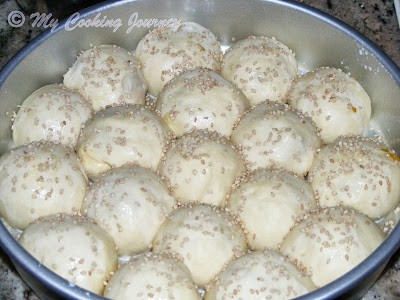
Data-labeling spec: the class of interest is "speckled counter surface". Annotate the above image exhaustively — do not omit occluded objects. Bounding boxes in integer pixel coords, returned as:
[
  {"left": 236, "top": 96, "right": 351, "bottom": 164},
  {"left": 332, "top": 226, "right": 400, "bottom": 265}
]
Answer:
[{"left": 0, "top": 0, "right": 399, "bottom": 299}]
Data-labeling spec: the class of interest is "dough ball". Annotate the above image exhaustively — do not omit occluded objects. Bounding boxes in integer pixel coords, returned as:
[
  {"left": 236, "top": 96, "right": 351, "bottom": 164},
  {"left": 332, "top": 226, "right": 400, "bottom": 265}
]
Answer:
[
  {"left": 280, "top": 206, "right": 385, "bottom": 287},
  {"left": 77, "top": 104, "right": 172, "bottom": 178},
  {"left": 157, "top": 68, "right": 249, "bottom": 137},
  {"left": 83, "top": 165, "right": 176, "bottom": 256},
  {"left": 160, "top": 130, "right": 245, "bottom": 206},
  {"left": 309, "top": 136, "right": 400, "bottom": 220},
  {"left": 12, "top": 84, "right": 92, "bottom": 148},
  {"left": 205, "top": 250, "right": 316, "bottom": 300},
  {"left": 153, "top": 204, "right": 247, "bottom": 286},
  {"left": 227, "top": 168, "right": 317, "bottom": 250},
  {"left": 104, "top": 252, "right": 200, "bottom": 300},
  {"left": 0, "top": 142, "right": 88, "bottom": 229},
  {"left": 19, "top": 214, "right": 118, "bottom": 294},
  {"left": 287, "top": 67, "right": 371, "bottom": 143},
  {"left": 136, "top": 22, "right": 222, "bottom": 96},
  {"left": 221, "top": 36, "right": 298, "bottom": 105},
  {"left": 64, "top": 45, "right": 147, "bottom": 111},
  {"left": 231, "top": 101, "right": 321, "bottom": 175}
]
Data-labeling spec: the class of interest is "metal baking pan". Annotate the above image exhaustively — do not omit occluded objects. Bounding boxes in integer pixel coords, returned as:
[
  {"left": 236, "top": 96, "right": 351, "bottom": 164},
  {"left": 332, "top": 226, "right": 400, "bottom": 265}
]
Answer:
[{"left": 0, "top": 0, "right": 399, "bottom": 299}]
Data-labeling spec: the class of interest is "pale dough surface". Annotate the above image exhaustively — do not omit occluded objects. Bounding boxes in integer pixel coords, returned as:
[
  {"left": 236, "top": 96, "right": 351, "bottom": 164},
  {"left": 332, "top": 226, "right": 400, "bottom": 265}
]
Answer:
[
  {"left": 153, "top": 204, "right": 247, "bottom": 287},
  {"left": 205, "top": 250, "right": 316, "bottom": 300},
  {"left": 104, "top": 252, "right": 200, "bottom": 300},
  {"left": 288, "top": 67, "right": 371, "bottom": 143},
  {"left": 12, "top": 84, "right": 92, "bottom": 148},
  {"left": 19, "top": 214, "right": 118, "bottom": 294},
  {"left": 309, "top": 136, "right": 400, "bottom": 220},
  {"left": 64, "top": 45, "right": 147, "bottom": 111},
  {"left": 221, "top": 36, "right": 298, "bottom": 105},
  {"left": 160, "top": 130, "right": 245, "bottom": 206},
  {"left": 77, "top": 104, "right": 171, "bottom": 178},
  {"left": 83, "top": 165, "right": 176, "bottom": 256},
  {"left": 231, "top": 101, "right": 321, "bottom": 175},
  {"left": 157, "top": 68, "right": 249, "bottom": 137},
  {"left": 0, "top": 142, "right": 88, "bottom": 229},
  {"left": 136, "top": 22, "right": 222, "bottom": 96},
  {"left": 228, "top": 168, "right": 317, "bottom": 250},
  {"left": 280, "top": 206, "right": 385, "bottom": 287}
]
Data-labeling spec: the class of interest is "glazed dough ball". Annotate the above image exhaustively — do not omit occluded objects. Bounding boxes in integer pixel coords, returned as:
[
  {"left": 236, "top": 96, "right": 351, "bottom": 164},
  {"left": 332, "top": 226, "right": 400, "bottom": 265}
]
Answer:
[
  {"left": 12, "top": 84, "right": 92, "bottom": 148},
  {"left": 64, "top": 45, "right": 147, "bottom": 111},
  {"left": 83, "top": 165, "right": 176, "bottom": 256},
  {"left": 228, "top": 168, "right": 317, "bottom": 250},
  {"left": 19, "top": 214, "right": 118, "bottom": 294},
  {"left": 104, "top": 252, "right": 200, "bottom": 300},
  {"left": 287, "top": 67, "right": 372, "bottom": 143},
  {"left": 156, "top": 68, "right": 250, "bottom": 137},
  {"left": 0, "top": 142, "right": 88, "bottom": 229},
  {"left": 231, "top": 101, "right": 322, "bottom": 176},
  {"left": 280, "top": 206, "right": 385, "bottom": 287},
  {"left": 205, "top": 250, "right": 316, "bottom": 300},
  {"left": 160, "top": 130, "right": 245, "bottom": 206},
  {"left": 309, "top": 136, "right": 400, "bottom": 220},
  {"left": 221, "top": 36, "right": 298, "bottom": 105},
  {"left": 77, "top": 104, "right": 171, "bottom": 178},
  {"left": 136, "top": 21, "right": 222, "bottom": 96},
  {"left": 153, "top": 204, "right": 247, "bottom": 286}
]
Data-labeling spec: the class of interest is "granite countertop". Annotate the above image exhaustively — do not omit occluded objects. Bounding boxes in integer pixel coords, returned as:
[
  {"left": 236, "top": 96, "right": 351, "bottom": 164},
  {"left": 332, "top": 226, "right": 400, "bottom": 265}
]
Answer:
[{"left": 0, "top": 0, "right": 399, "bottom": 299}]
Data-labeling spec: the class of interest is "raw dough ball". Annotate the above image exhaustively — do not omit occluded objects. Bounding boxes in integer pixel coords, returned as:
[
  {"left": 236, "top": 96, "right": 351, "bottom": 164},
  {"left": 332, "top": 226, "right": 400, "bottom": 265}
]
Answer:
[
  {"left": 83, "top": 165, "right": 176, "bottom": 256},
  {"left": 19, "top": 214, "right": 118, "bottom": 294},
  {"left": 228, "top": 168, "right": 317, "bottom": 250},
  {"left": 136, "top": 21, "right": 222, "bottom": 96},
  {"left": 157, "top": 68, "right": 249, "bottom": 137},
  {"left": 104, "top": 252, "right": 200, "bottom": 300},
  {"left": 0, "top": 142, "right": 88, "bottom": 229},
  {"left": 205, "top": 250, "right": 316, "bottom": 300},
  {"left": 287, "top": 67, "right": 372, "bottom": 143},
  {"left": 231, "top": 101, "right": 321, "bottom": 175},
  {"left": 153, "top": 204, "right": 247, "bottom": 286},
  {"left": 160, "top": 130, "right": 245, "bottom": 206},
  {"left": 309, "top": 136, "right": 400, "bottom": 220},
  {"left": 64, "top": 45, "right": 147, "bottom": 111},
  {"left": 280, "top": 206, "right": 385, "bottom": 287},
  {"left": 77, "top": 104, "right": 172, "bottom": 178},
  {"left": 221, "top": 36, "right": 298, "bottom": 105},
  {"left": 12, "top": 84, "right": 92, "bottom": 148}
]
